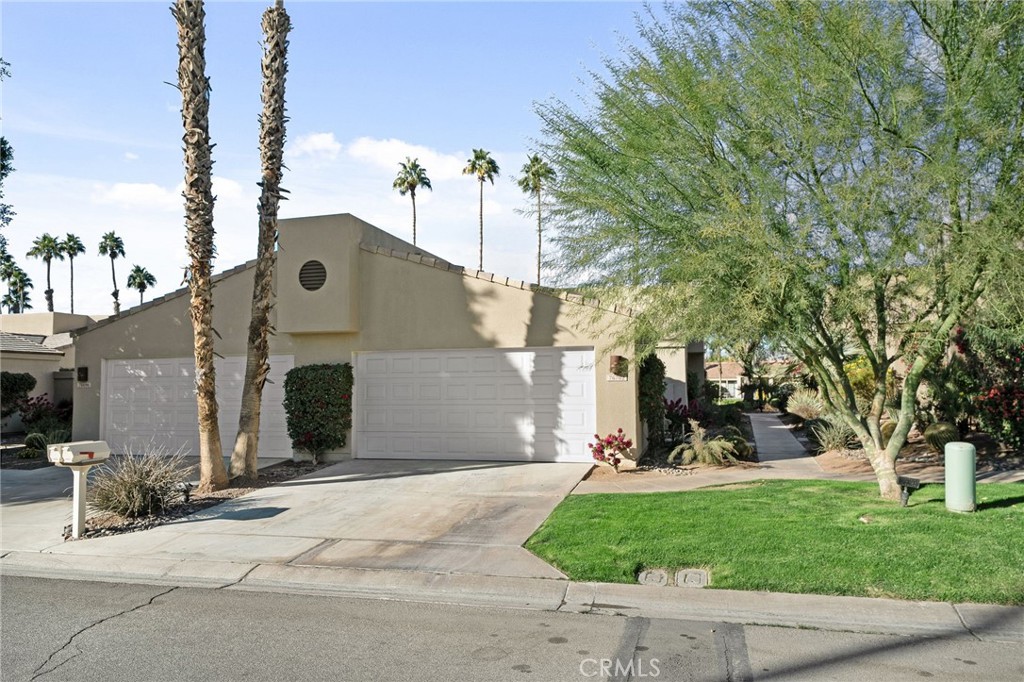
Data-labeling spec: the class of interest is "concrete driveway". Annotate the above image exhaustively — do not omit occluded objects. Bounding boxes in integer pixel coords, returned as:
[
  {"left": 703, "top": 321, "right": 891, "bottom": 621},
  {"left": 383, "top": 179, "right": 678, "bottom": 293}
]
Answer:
[{"left": 2, "top": 460, "right": 591, "bottom": 580}]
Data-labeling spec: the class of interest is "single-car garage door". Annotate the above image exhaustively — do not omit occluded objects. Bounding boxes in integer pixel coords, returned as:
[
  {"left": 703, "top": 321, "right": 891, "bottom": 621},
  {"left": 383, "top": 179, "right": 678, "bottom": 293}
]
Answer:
[
  {"left": 103, "top": 355, "right": 294, "bottom": 457},
  {"left": 355, "top": 348, "right": 596, "bottom": 462}
]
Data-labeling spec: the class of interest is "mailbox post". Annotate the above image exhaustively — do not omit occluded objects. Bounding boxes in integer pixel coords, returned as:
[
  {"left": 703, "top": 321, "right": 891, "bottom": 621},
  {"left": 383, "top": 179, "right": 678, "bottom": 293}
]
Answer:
[{"left": 47, "top": 441, "right": 111, "bottom": 539}]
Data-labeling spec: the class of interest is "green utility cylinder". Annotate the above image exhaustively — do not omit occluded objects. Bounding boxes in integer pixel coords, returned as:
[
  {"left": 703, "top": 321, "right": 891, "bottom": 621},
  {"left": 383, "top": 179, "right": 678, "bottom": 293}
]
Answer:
[{"left": 944, "top": 442, "right": 976, "bottom": 513}]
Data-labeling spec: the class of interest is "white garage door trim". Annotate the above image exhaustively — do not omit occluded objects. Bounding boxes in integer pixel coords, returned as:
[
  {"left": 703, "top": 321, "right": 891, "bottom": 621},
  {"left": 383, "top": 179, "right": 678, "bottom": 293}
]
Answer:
[
  {"left": 355, "top": 347, "right": 596, "bottom": 462},
  {"left": 102, "top": 355, "right": 294, "bottom": 457}
]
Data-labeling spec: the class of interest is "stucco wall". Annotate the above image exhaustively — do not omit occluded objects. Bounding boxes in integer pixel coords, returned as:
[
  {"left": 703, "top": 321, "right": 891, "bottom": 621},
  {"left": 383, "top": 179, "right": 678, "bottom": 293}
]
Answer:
[
  {"left": 71, "top": 264, "right": 296, "bottom": 441},
  {"left": 0, "top": 312, "right": 103, "bottom": 335},
  {"left": 0, "top": 353, "right": 65, "bottom": 432}
]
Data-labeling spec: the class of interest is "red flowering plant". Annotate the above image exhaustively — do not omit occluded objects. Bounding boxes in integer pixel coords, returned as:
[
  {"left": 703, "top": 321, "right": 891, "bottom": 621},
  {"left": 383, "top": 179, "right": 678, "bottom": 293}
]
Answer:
[{"left": 589, "top": 428, "right": 633, "bottom": 472}]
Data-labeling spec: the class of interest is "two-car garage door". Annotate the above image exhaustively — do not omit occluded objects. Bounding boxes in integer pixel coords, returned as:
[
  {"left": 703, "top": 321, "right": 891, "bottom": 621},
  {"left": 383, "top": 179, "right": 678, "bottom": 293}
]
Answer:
[
  {"left": 103, "top": 355, "right": 293, "bottom": 457},
  {"left": 355, "top": 348, "right": 597, "bottom": 462}
]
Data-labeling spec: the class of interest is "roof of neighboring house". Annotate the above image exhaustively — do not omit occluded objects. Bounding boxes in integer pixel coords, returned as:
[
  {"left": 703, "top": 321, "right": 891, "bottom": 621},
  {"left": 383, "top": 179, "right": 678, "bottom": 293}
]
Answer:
[
  {"left": 705, "top": 361, "right": 744, "bottom": 381},
  {"left": 0, "top": 331, "right": 65, "bottom": 356}
]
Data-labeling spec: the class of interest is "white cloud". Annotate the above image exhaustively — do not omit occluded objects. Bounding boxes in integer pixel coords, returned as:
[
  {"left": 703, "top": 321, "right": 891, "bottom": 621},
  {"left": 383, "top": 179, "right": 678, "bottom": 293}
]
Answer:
[
  {"left": 124, "top": 152, "right": 139, "bottom": 161},
  {"left": 288, "top": 132, "right": 342, "bottom": 161},
  {"left": 347, "top": 137, "right": 466, "bottom": 181},
  {"left": 91, "top": 182, "right": 180, "bottom": 211}
]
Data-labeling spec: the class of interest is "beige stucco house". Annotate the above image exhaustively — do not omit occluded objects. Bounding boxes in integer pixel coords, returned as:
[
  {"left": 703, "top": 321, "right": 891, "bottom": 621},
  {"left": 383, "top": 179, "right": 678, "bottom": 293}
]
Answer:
[{"left": 69, "top": 214, "right": 700, "bottom": 463}]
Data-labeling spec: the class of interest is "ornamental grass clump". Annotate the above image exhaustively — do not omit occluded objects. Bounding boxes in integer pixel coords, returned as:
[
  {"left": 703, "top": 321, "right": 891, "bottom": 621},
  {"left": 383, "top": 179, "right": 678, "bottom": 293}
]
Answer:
[
  {"left": 89, "top": 448, "right": 189, "bottom": 519},
  {"left": 786, "top": 388, "right": 824, "bottom": 421},
  {"left": 809, "top": 417, "right": 857, "bottom": 454},
  {"left": 667, "top": 420, "right": 740, "bottom": 466}
]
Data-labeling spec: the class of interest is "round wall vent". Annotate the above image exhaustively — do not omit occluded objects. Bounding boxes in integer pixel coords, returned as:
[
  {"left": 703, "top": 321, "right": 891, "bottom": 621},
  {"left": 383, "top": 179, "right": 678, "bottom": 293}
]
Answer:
[{"left": 298, "top": 260, "right": 327, "bottom": 291}]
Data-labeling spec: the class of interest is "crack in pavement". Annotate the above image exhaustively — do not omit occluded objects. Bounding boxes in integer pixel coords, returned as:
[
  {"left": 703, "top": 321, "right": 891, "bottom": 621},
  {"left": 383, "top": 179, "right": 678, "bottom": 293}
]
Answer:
[{"left": 31, "top": 586, "right": 178, "bottom": 680}]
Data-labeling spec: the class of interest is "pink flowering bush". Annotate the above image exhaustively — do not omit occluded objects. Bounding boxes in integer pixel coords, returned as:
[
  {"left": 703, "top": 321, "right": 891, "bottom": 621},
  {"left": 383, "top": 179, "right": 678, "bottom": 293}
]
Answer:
[{"left": 589, "top": 428, "right": 633, "bottom": 472}]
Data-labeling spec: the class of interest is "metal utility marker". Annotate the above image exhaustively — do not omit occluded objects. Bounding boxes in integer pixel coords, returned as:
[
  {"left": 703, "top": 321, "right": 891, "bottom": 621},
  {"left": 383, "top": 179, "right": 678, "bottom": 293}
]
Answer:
[
  {"left": 944, "top": 441, "right": 976, "bottom": 513},
  {"left": 897, "top": 476, "right": 920, "bottom": 507},
  {"left": 47, "top": 441, "right": 111, "bottom": 538}
]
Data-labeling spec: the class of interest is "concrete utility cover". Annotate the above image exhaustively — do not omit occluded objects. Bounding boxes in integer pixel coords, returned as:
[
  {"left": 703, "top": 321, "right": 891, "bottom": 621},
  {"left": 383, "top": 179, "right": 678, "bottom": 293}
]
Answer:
[
  {"left": 676, "top": 569, "right": 709, "bottom": 587},
  {"left": 638, "top": 569, "right": 669, "bottom": 586}
]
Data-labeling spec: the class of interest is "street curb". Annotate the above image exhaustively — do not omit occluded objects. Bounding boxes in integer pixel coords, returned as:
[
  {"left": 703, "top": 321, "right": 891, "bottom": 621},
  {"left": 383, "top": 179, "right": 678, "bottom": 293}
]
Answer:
[{"left": 2, "top": 551, "right": 1020, "bottom": 643}]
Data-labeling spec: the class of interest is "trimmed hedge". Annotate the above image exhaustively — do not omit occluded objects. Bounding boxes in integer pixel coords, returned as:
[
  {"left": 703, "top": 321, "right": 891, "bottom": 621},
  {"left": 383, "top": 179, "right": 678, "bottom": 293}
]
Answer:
[{"left": 283, "top": 363, "right": 353, "bottom": 461}]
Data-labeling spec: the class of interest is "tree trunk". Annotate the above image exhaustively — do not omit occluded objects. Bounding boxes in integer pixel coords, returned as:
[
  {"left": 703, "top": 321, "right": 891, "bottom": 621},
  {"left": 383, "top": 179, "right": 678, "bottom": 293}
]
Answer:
[
  {"left": 536, "top": 188, "right": 542, "bottom": 286},
  {"left": 865, "top": 443, "right": 900, "bottom": 500},
  {"left": 175, "top": 0, "right": 227, "bottom": 492},
  {"left": 478, "top": 179, "right": 484, "bottom": 270},
  {"left": 69, "top": 258, "right": 75, "bottom": 314},
  {"left": 411, "top": 188, "right": 417, "bottom": 246},
  {"left": 44, "top": 261, "right": 53, "bottom": 312},
  {"left": 110, "top": 258, "right": 120, "bottom": 315},
  {"left": 230, "top": 0, "right": 290, "bottom": 484}
]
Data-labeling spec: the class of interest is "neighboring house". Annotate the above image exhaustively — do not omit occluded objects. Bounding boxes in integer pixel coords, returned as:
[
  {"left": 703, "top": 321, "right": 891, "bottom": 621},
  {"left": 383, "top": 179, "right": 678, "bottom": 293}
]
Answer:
[
  {"left": 71, "top": 214, "right": 701, "bottom": 463},
  {"left": 0, "top": 313, "right": 105, "bottom": 433},
  {"left": 706, "top": 361, "right": 745, "bottom": 399}
]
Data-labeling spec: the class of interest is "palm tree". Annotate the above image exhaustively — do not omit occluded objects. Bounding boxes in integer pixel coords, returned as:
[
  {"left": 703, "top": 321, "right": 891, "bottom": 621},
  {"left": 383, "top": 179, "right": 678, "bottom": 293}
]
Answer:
[
  {"left": 61, "top": 233, "right": 86, "bottom": 313},
  {"left": 231, "top": 0, "right": 291, "bottom": 484},
  {"left": 26, "top": 233, "right": 64, "bottom": 312},
  {"left": 127, "top": 265, "right": 156, "bottom": 305},
  {"left": 97, "top": 231, "right": 125, "bottom": 314},
  {"left": 174, "top": 0, "right": 228, "bottom": 492},
  {"left": 392, "top": 157, "right": 432, "bottom": 246},
  {"left": 462, "top": 148, "right": 500, "bottom": 270},
  {"left": 517, "top": 155, "right": 556, "bottom": 286},
  {"left": 5, "top": 267, "right": 32, "bottom": 313}
]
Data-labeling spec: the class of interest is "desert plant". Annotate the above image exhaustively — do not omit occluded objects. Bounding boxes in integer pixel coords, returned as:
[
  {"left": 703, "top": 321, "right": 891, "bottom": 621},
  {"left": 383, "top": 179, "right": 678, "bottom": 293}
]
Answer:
[
  {"left": 22, "top": 428, "right": 71, "bottom": 458},
  {"left": 786, "top": 388, "right": 824, "bottom": 421},
  {"left": 589, "top": 428, "right": 633, "bottom": 472},
  {"left": 809, "top": 418, "right": 857, "bottom": 454},
  {"left": 923, "top": 422, "right": 960, "bottom": 454},
  {"left": 881, "top": 421, "right": 898, "bottom": 448},
  {"left": 88, "top": 449, "right": 189, "bottom": 519},
  {"left": 638, "top": 356, "right": 666, "bottom": 443},
  {"left": 668, "top": 420, "right": 740, "bottom": 466},
  {"left": 283, "top": 363, "right": 353, "bottom": 462},
  {"left": 713, "top": 425, "right": 755, "bottom": 461},
  {"left": 0, "top": 371, "right": 35, "bottom": 418}
]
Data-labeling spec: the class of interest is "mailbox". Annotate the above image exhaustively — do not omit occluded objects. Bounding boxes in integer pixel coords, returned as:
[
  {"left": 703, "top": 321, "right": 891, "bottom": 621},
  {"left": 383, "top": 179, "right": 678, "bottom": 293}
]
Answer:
[{"left": 48, "top": 441, "right": 111, "bottom": 467}]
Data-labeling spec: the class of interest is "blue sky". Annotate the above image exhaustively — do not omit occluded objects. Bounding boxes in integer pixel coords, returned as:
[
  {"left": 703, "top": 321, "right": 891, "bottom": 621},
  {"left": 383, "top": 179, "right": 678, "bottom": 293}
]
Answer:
[{"left": 2, "top": 1, "right": 648, "bottom": 315}]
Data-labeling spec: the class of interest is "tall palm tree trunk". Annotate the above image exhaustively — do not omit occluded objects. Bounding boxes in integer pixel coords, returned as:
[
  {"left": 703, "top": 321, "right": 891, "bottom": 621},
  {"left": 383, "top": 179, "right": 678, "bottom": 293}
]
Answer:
[
  {"left": 69, "top": 258, "right": 75, "bottom": 313},
  {"left": 175, "top": 0, "right": 227, "bottom": 492},
  {"left": 478, "top": 179, "right": 484, "bottom": 270},
  {"left": 231, "top": 0, "right": 290, "bottom": 484},
  {"left": 411, "top": 188, "right": 417, "bottom": 246},
  {"left": 44, "top": 260, "right": 53, "bottom": 312},
  {"left": 536, "top": 189, "right": 542, "bottom": 286},
  {"left": 109, "top": 257, "right": 120, "bottom": 314}
]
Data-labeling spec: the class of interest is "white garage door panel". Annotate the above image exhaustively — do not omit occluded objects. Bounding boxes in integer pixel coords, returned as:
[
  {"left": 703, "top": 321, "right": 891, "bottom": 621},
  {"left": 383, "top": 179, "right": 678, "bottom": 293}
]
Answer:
[
  {"left": 103, "top": 355, "right": 294, "bottom": 457},
  {"left": 356, "top": 348, "right": 596, "bottom": 462}
]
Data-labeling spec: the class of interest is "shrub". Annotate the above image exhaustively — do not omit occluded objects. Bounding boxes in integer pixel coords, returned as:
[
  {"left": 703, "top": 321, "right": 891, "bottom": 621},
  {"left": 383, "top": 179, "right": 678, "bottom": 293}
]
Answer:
[
  {"left": 19, "top": 394, "right": 72, "bottom": 432},
  {"left": 923, "top": 422, "right": 960, "bottom": 454},
  {"left": 976, "top": 385, "right": 1024, "bottom": 452},
  {"left": 638, "top": 356, "right": 666, "bottom": 443},
  {"left": 22, "top": 428, "right": 71, "bottom": 458},
  {"left": 1, "top": 371, "right": 36, "bottom": 418},
  {"left": 589, "top": 429, "right": 633, "bottom": 472},
  {"left": 809, "top": 418, "right": 856, "bottom": 453},
  {"left": 881, "top": 421, "right": 897, "bottom": 448},
  {"left": 787, "top": 388, "right": 824, "bottom": 421},
  {"left": 283, "top": 363, "right": 353, "bottom": 462},
  {"left": 668, "top": 420, "right": 740, "bottom": 466},
  {"left": 844, "top": 356, "right": 899, "bottom": 415},
  {"left": 89, "top": 449, "right": 189, "bottom": 519},
  {"left": 775, "top": 382, "right": 797, "bottom": 412}
]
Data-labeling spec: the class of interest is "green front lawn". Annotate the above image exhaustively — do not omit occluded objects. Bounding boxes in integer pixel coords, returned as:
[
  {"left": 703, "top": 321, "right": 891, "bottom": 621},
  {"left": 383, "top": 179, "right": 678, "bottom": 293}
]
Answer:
[{"left": 525, "top": 480, "right": 1024, "bottom": 604}]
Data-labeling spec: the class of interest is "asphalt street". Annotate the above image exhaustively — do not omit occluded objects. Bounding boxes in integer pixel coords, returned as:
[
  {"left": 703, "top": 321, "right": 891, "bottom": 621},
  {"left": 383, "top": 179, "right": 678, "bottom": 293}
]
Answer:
[{"left": 2, "top": 576, "right": 1020, "bottom": 682}]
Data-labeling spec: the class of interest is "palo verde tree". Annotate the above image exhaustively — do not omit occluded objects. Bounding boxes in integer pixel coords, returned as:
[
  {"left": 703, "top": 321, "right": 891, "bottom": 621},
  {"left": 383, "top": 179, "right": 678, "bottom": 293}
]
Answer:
[
  {"left": 538, "top": 1, "right": 1024, "bottom": 500},
  {"left": 174, "top": 0, "right": 228, "bottom": 492},
  {"left": 462, "top": 148, "right": 500, "bottom": 271},
  {"left": 517, "top": 154, "right": 556, "bottom": 286},
  {"left": 392, "top": 157, "right": 432, "bottom": 246},
  {"left": 231, "top": 0, "right": 291, "bottom": 484}
]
